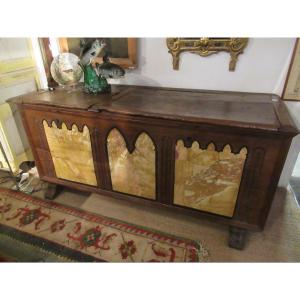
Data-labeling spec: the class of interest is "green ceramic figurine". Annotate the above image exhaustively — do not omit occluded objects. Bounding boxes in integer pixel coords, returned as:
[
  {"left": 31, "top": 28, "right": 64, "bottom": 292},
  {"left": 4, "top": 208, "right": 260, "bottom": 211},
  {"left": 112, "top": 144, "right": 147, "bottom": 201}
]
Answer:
[
  {"left": 82, "top": 63, "right": 110, "bottom": 94},
  {"left": 78, "top": 38, "right": 125, "bottom": 94}
]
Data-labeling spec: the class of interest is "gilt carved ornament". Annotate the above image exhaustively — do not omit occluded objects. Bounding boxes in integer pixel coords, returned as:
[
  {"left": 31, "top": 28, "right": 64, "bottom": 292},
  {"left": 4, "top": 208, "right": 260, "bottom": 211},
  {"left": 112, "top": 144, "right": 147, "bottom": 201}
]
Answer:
[{"left": 166, "top": 38, "right": 249, "bottom": 71}]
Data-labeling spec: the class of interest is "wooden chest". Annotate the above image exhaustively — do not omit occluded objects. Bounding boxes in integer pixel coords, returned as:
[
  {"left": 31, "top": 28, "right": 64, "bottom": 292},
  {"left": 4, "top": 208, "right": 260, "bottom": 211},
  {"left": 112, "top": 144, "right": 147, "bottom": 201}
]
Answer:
[{"left": 9, "top": 85, "right": 298, "bottom": 249}]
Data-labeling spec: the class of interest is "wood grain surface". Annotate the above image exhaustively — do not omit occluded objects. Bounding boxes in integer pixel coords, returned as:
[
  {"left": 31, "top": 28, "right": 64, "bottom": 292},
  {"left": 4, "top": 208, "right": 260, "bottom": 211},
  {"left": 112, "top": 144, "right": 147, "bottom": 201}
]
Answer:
[{"left": 10, "top": 84, "right": 299, "bottom": 249}]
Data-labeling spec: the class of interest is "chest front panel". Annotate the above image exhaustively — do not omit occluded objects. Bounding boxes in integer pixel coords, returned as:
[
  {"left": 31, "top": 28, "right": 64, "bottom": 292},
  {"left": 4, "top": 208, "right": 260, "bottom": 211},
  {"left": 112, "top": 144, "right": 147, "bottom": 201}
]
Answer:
[
  {"left": 42, "top": 120, "right": 97, "bottom": 186},
  {"left": 107, "top": 128, "right": 156, "bottom": 200},
  {"left": 20, "top": 105, "right": 290, "bottom": 230},
  {"left": 174, "top": 140, "right": 248, "bottom": 217}
]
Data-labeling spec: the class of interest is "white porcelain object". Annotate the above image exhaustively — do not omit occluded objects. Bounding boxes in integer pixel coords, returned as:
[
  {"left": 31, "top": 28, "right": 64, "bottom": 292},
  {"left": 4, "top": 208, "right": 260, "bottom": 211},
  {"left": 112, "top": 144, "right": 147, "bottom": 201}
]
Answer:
[{"left": 50, "top": 53, "right": 83, "bottom": 86}]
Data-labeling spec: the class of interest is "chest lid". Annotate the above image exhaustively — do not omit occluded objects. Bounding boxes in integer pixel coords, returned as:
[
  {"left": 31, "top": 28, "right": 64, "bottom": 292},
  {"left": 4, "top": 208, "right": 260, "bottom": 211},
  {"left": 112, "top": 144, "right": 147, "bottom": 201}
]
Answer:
[
  {"left": 8, "top": 85, "right": 298, "bottom": 135},
  {"left": 92, "top": 86, "right": 297, "bottom": 134}
]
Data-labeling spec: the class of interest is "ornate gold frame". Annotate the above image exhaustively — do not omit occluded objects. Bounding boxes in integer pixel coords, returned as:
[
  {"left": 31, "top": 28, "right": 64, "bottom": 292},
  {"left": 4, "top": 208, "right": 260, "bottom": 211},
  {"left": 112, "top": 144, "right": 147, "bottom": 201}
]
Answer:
[{"left": 166, "top": 38, "right": 248, "bottom": 71}]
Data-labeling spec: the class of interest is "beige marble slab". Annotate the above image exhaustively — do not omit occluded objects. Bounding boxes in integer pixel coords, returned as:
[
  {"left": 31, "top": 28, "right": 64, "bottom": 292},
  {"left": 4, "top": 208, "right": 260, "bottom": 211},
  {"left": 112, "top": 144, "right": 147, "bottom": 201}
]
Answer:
[
  {"left": 174, "top": 141, "right": 247, "bottom": 217},
  {"left": 43, "top": 121, "right": 97, "bottom": 186},
  {"left": 107, "top": 128, "right": 156, "bottom": 199}
]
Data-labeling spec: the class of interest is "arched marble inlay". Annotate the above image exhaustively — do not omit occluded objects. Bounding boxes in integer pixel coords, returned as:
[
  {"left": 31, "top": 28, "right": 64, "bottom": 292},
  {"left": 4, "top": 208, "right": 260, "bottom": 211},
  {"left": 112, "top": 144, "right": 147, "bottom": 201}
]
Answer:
[
  {"left": 174, "top": 140, "right": 247, "bottom": 217},
  {"left": 107, "top": 128, "right": 156, "bottom": 200},
  {"left": 43, "top": 120, "right": 97, "bottom": 186}
]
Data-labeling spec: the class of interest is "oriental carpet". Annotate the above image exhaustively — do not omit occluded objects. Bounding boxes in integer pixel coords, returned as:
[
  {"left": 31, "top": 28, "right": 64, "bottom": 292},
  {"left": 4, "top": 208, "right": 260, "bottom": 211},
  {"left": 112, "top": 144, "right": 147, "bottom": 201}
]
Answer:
[{"left": 0, "top": 188, "right": 208, "bottom": 262}]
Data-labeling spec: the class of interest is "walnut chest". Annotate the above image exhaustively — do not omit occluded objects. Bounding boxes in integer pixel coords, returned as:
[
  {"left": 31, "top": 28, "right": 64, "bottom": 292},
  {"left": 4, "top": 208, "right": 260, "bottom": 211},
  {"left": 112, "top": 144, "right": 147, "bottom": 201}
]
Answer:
[{"left": 9, "top": 85, "right": 298, "bottom": 249}]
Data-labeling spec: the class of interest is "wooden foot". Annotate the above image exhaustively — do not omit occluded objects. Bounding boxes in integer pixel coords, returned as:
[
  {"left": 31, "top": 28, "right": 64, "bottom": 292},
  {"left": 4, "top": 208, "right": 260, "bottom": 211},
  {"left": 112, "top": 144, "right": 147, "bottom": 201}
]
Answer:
[
  {"left": 44, "top": 183, "right": 62, "bottom": 200},
  {"left": 228, "top": 226, "right": 247, "bottom": 250}
]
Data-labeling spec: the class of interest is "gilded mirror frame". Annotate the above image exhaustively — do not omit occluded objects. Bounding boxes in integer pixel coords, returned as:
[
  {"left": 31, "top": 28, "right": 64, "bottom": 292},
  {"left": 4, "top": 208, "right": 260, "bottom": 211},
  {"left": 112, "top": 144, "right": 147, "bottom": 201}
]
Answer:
[{"left": 166, "top": 38, "right": 248, "bottom": 71}]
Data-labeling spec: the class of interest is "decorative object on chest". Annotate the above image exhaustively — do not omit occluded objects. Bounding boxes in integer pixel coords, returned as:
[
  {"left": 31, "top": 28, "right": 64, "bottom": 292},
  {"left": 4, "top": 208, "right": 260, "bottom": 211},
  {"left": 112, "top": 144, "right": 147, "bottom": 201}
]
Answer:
[
  {"left": 50, "top": 52, "right": 83, "bottom": 86},
  {"left": 78, "top": 39, "right": 125, "bottom": 94},
  {"left": 49, "top": 38, "right": 125, "bottom": 94},
  {"left": 8, "top": 85, "right": 298, "bottom": 250}
]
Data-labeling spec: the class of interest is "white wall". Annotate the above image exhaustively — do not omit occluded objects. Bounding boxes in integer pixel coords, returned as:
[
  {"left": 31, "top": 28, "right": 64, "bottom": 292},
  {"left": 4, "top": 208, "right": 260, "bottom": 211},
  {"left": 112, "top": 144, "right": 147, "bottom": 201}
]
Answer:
[
  {"left": 52, "top": 37, "right": 299, "bottom": 187},
  {"left": 118, "top": 38, "right": 295, "bottom": 95},
  {"left": 31, "top": 38, "right": 48, "bottom": 89},
  {"left": 117, "top": 38, "right": 298, "bottom": 187},
  {"left": 279, "top": 102, "right": 300, "bottom": 186}
]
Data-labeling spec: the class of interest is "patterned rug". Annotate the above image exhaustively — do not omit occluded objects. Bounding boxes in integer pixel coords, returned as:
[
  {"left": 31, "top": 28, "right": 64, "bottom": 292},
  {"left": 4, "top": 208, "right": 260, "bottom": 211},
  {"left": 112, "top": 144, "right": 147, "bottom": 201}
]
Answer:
[{"left": 0, "top": 188, "right": 208, "bottom": 262}]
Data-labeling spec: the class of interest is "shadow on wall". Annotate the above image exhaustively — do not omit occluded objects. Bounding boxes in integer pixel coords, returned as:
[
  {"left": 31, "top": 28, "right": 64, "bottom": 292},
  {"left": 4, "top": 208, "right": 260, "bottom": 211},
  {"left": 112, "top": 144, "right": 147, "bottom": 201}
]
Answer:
[
  {"left": 113, "top": 38, "right": 296, "bottom": 94},
  {"left": 109, "top": 48, "right": 163, "bottom": 87},
  {"left": 109, "top": 72, "right": 162, "bottom": 88}
]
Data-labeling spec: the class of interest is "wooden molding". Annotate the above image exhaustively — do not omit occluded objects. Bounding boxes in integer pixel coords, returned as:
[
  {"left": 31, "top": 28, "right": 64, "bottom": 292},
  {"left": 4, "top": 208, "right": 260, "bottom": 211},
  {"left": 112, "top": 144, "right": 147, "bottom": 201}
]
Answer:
[{"left": 282, "top": 38, "right": 299, "bottom": 101}]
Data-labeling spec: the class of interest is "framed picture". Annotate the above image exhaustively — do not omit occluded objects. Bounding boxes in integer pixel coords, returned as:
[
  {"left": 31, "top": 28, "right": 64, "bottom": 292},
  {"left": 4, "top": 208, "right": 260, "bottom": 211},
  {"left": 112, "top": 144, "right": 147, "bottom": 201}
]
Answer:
[
  {"left": 58, "top": 38, "right": 137, "bottom": 69},
  {"left": 282, "top": 39, "right": 300, "bottom": 101}
]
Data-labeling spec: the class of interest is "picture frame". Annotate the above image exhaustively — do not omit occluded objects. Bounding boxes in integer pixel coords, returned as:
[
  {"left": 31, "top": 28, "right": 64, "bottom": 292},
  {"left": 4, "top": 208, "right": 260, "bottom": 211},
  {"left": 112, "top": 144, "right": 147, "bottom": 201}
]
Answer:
[
  {"left": 282, "top": 38, "right": 300, "bottom": 101},
  {"left": 58, "top": 38, "right": 137, "bottom": 69},
  {"left": 166, "top": 38, "right": 248, "bottom": 71}
]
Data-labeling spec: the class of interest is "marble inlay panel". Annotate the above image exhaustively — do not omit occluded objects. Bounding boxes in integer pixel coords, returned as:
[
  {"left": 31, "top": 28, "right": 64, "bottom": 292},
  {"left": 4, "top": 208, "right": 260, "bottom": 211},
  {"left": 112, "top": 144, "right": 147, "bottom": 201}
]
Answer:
[
  {"left": 43, "top": 121, "right": 97, "bottom": 186},
  {"left": 174, "top": 140, "right": 247, "bottom": 217},
  {"left": 107, "top": 128, "right": 156, "bottom": 200}
]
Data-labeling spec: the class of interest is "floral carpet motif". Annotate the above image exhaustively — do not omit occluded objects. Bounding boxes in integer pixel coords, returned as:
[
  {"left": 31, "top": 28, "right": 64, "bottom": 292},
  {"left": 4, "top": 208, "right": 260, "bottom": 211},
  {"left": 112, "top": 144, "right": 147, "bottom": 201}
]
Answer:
[{"left": 0, "top": 188, "right": 208, "bottom": 262}]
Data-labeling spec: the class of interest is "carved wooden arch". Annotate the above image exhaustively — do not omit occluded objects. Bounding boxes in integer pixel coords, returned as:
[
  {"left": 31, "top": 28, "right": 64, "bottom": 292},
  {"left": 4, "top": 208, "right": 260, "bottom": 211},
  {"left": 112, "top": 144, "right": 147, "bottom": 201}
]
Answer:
[
  {"left": 105, "top": 126, "right": 156, "bottom": 154},
  {"left": 42, "top": 119, "right": 87, "bottom": 133},
  {"left": 179, "top": 137, "right": 248, "bottom": 155},
  {"left": 106, "top": 127, "right": 156, "bottom": 200}
]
